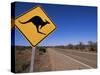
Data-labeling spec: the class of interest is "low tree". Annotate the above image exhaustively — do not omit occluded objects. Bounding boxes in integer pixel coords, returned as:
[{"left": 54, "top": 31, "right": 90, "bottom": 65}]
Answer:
[
  {"left": 67, "top": 44, "right": 73, "bottom": 49},
  {"left": 73, "top": 45, "right": 79, "bottom": 49},
  {"left": 88, "top": 41, "right": 97, "bottom": 52},
  {"left": 78, "top": 42, "right": 85, "bottom": 50}
]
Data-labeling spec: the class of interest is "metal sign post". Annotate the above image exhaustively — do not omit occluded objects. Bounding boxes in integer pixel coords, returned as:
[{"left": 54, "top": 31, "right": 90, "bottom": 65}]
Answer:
[
  {"left": 30, "top": 47, "right": 36, "bottom": 72},
  {"left": 15, "top": 5, "right": 56, "bottom": 72}
]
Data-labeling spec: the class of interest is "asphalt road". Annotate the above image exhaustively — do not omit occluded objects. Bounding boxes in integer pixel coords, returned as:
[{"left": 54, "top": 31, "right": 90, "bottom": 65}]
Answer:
[{"left": 47, "top": 48, "right": 97, "bottom": 71}]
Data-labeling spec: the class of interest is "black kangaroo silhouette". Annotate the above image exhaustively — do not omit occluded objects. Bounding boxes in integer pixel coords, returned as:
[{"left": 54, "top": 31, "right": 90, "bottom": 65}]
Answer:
[{"left": 19, "top": 16, "right": 50, "bottom": 35}]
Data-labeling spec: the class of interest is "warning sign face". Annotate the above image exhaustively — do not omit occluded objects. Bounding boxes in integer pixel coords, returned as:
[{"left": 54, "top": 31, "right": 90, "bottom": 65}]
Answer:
[{"left": 15, "top": 6, "right": 56, "bottom": 47}]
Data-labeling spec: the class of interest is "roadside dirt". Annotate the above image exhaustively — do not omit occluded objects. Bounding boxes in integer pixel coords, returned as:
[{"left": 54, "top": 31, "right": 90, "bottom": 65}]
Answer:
[{"left": 34, "top": 48, "right": 52, "bottom": 72}]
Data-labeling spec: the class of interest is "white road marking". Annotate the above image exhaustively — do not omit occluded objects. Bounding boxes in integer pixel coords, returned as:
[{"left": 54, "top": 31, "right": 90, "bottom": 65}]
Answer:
[
  {"left": 52, "top": 49, "right": 93, "bottom": 69},
  {"left": 68, "top": 54, "right": 95, "bottom": 63}
]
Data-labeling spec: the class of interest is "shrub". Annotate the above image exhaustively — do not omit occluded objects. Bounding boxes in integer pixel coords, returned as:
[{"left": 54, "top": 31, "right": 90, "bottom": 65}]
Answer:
[{"left": 38, "top": 47, "right": 46, "bottom": 55}]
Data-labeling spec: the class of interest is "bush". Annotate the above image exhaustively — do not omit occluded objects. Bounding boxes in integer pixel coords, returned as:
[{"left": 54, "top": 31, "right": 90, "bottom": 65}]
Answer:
[
  {"left": 38, "top": 47, "right": 46, "bottom": 55},
  {"left": 88, "top": 41, "right": 97, "bottom": 52}
]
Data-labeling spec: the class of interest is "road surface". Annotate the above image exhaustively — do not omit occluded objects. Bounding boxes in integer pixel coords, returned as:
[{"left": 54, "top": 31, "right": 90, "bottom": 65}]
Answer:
[{"left": 47, "top": 48, "right": 97, "bottom": 71}]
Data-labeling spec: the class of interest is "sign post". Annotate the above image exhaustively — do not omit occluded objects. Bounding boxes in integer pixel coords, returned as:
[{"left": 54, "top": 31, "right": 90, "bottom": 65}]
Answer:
[
  {"left": 30, "top": 47, "right": 36, "bottom": 72},
  {"left": 15, "top": 6, "right": 56, "bottom": 72}
]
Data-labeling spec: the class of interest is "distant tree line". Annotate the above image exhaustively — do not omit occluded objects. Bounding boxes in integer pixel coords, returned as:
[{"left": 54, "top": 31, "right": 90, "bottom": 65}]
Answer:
[
  {"left": 15, "top": 46, "right": 32, "bottom": 51},
  {"left": 53, "top": 41, "right": 97, "bottom": 52},
  {"left": 15, "top": 41, "right": 97, "bottom": 52}
]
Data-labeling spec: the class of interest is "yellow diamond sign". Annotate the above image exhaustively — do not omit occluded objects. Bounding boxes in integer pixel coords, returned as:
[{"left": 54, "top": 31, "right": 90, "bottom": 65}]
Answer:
[{"left": 15, "top": 6, "right": 56, "bottom": 47}]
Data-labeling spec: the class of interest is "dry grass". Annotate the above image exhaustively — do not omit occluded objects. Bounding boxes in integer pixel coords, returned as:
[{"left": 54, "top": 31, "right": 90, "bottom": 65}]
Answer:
[
  {"left": 15, "top": 48, "right": 31, "bottom": 73},
  {"left": 34, "top": 48, "right": 52, "bottom": 72},
  {"left": 15, "top": 46, "right": 52, "bottom": 73}
]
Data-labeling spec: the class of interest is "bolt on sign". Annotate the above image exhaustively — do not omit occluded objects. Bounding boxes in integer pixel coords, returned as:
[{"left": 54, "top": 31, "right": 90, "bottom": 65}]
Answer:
[{"left": 15, "top": 5, "right": 56, "bottom": 47}]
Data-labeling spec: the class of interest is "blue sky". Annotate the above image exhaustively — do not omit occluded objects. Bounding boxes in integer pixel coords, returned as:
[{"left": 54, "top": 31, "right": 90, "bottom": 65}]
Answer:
[{"left": 12, "top": 2, "right": 97, "bottom": 46}]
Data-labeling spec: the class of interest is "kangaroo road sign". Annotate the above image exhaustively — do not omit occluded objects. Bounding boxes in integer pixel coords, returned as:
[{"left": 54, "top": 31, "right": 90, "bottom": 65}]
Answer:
[{"left": 15, "top": 6, "right": 56, "bottom": 47}]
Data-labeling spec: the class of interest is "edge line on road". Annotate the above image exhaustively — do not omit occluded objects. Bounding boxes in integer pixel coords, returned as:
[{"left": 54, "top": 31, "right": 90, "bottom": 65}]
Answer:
[{"left": 51, "top": 48, "right": 94, "bottom": 69}]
